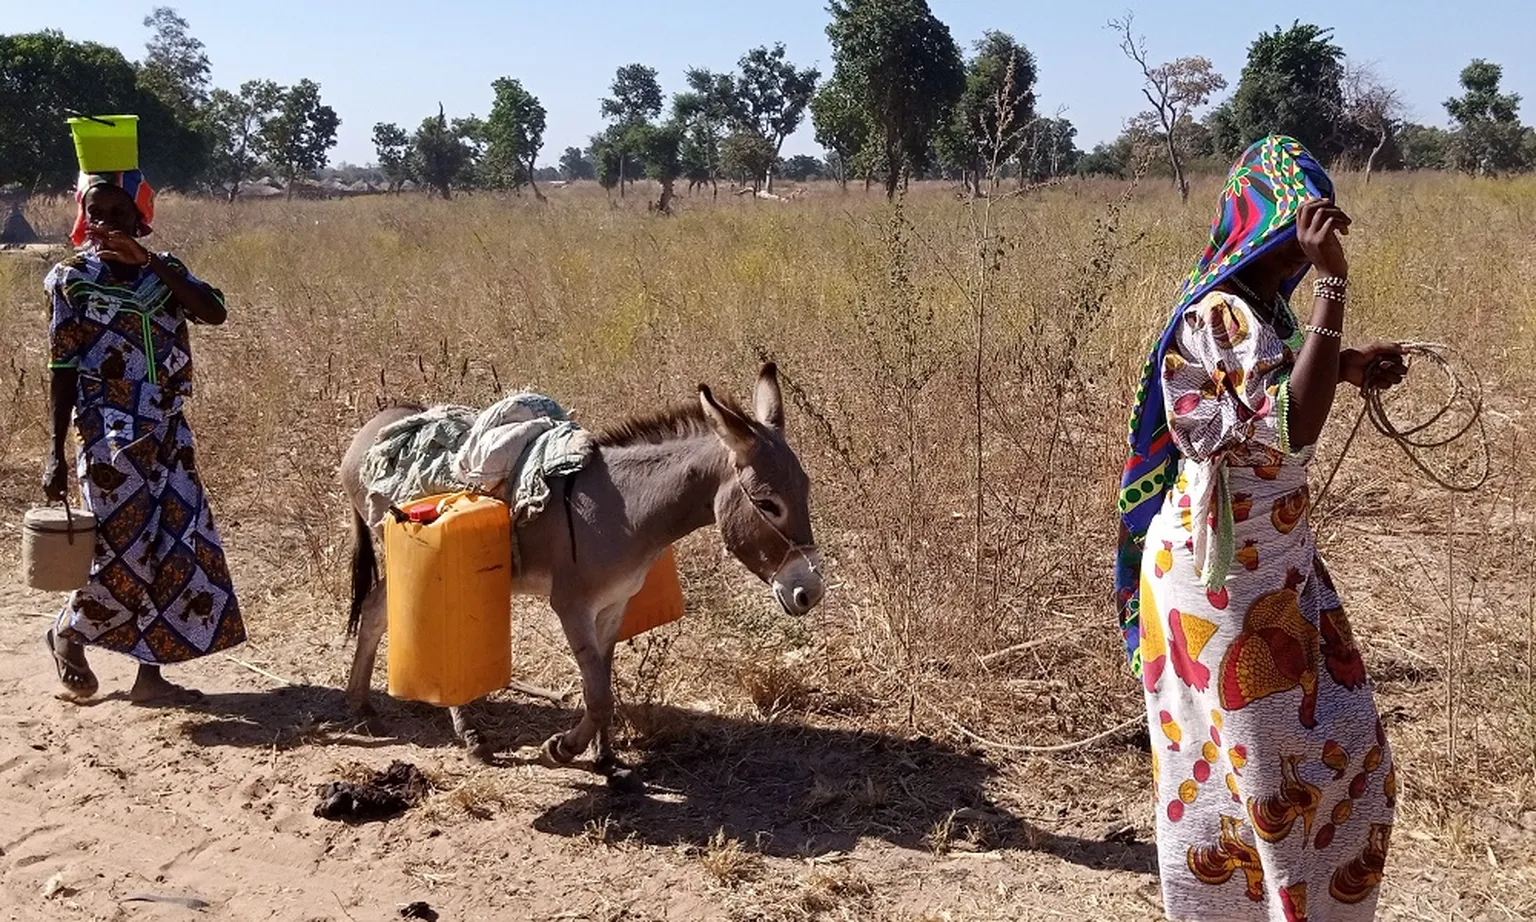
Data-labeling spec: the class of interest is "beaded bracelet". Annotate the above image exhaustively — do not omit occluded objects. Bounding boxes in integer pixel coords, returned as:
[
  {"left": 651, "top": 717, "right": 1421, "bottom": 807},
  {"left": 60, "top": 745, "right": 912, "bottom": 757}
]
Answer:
[
  {"left": 1303, "top": 323, "right": 1343, "bottom": 339},
  {"left": 1313, "top": 276, "right": 1348, "bottom": 304}
]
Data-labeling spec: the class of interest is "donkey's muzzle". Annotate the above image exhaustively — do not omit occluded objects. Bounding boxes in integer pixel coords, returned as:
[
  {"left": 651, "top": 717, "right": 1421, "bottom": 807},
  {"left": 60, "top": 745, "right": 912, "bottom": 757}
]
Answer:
[{"left": 772, "top": 551, "right": 824, "bottom": 616}]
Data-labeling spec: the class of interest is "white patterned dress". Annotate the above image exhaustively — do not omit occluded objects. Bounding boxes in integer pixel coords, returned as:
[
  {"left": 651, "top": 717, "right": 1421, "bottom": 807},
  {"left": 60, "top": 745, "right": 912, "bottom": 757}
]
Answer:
[{"left": 1140, "top": 291, "right": 1395, "bottom": 921}]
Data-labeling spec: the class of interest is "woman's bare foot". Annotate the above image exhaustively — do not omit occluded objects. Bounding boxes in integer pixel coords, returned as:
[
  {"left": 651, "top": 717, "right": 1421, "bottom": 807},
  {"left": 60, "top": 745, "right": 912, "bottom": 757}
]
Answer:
[
  {"left": 129, "top": 665, "right": 204, "bottom": 705},
  {"left": 45, "top": 628, "right": 98, "bottom": 701}
]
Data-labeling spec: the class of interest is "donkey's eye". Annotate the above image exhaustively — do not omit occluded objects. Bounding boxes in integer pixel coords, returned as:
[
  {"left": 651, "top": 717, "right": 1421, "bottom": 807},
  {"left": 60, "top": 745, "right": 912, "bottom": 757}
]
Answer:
[{"left": 755, "top": 498, "right": 783, "bottom": 518}]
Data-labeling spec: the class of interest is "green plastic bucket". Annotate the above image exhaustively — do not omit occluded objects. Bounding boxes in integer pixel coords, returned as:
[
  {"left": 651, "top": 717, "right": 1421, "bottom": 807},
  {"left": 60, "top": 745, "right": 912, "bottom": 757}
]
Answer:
[{"left": 67, "top": 115, "right": 139, "bottom": 173}]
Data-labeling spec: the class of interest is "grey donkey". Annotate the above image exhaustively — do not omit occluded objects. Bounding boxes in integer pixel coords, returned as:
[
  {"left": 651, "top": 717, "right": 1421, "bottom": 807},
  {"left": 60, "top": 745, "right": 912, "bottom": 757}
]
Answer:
[{"left": 339, "top": 363, "right": 825, "bottom": 791}]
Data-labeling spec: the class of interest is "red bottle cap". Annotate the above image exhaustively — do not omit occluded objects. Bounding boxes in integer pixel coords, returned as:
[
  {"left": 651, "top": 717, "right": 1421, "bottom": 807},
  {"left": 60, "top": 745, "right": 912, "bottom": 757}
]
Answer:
[{"left": 404, "top": 501, "right": 441, "bottom": 524}]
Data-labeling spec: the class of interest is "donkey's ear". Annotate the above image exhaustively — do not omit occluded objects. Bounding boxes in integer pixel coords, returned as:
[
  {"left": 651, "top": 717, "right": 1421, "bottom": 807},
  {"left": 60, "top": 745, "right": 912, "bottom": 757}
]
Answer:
[
  {"left": 699, "top": 384, "right": 755, "bottom": 459},
  {"left": 753, "top": 362, "right": 784, "bottom": 432}
]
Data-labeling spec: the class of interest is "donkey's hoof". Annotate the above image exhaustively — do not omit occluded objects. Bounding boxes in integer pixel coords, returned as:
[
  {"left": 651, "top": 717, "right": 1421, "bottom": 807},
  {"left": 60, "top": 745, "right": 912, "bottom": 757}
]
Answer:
[
  {"left": 349, "top": 701, "right": 386, "bottom": 735},
  {"left": 463, "top": 732, "right": 495, "bottom": 764},
  {"left": 540, "top": 734, "right": 577, "bottom": 767},
  {"left": 604, "top": 767, "right": 646, "bottom": 796}
]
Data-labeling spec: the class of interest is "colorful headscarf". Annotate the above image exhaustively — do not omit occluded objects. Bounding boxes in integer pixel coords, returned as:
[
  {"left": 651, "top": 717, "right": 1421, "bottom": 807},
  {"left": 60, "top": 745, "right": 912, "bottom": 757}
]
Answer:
[
  {"left": 1114, "top": 135, "right": 1333, "bottom": 678},
  {"left": 70, "top": 170, "right": 155, "bottom": 247}
]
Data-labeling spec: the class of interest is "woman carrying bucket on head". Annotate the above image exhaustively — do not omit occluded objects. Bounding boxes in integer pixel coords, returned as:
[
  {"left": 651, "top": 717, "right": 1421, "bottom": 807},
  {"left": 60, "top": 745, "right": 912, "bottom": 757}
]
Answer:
[
  {"left": 40, "top": 114, "right": 244, "bottom": 703},
  {"left": 1116, "top": 136, "right": 1407, "bottom": 920}
]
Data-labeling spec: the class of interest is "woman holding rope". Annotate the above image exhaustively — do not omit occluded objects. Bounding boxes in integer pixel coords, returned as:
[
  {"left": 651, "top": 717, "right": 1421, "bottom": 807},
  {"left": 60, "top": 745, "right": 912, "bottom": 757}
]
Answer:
[{"left": 1116, "top": 136, "right": 1405, "bottom": 921}]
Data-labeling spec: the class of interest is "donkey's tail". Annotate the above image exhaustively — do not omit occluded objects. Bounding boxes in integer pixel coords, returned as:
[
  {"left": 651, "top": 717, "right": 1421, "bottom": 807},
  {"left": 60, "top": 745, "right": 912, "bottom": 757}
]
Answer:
[{"left": 347, "top": 510, "right": 378, "bottom": 637}]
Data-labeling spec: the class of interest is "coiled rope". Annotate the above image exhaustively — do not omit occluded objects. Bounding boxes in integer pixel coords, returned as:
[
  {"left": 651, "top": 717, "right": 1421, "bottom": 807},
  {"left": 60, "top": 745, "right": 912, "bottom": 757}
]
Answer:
[{"left": 1314, "top": 341, "right": 1491, "bottom": 511}]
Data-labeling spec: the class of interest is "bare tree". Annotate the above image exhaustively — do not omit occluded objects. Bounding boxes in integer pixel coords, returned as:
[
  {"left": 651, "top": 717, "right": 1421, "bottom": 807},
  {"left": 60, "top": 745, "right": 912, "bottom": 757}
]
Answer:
[
  {"left": 1110, "top": 13, "right": 1226, "bottom": 201},
  {"left": 1344, "top": 61, "right": 1405, "bottom": 184}
]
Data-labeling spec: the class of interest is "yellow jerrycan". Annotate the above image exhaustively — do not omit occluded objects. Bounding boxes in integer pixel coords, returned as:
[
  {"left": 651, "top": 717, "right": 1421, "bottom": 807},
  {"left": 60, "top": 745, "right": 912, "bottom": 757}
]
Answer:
[
  {"left": 384, "top": 492, "right": 512, "bottom": 707},
  {"left": 616, "top": 545, "right": 685, "bottom": 642}
]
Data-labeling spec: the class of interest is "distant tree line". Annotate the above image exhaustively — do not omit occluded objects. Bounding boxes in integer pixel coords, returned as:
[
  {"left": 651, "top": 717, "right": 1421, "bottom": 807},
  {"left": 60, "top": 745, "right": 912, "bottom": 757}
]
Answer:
[
  {"left": 1087, "top": 18, "right": 1535, "bottom": 187},
  {"left": 4, "top": 4, "right": 1533, "bottom": 206}
]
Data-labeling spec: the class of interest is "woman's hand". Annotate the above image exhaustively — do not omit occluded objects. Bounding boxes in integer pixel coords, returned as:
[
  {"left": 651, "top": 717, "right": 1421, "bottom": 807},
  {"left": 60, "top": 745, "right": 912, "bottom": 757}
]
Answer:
[
  {"left": 43, "top": 456, "right": 69, "bottom": 502},
  {"left": 1340, "top": 342, "right": 1407, "bottom": 391},
  {"left": 87, "top": 225, "right": 151, "bottom": 267},
  {"left": 1297, "top": 198, "right": 1351, "bottom": 279}
]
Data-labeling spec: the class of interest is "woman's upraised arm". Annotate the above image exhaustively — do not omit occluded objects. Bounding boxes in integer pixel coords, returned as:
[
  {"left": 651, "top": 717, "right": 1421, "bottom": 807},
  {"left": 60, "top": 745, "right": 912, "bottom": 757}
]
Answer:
[{"left": 1285, "top": 199, "right": 1350, "bottom": 450}]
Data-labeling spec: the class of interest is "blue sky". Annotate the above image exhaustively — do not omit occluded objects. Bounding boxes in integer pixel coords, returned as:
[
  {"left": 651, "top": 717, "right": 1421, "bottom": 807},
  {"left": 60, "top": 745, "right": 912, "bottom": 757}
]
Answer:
[{"left": 10, "top": 0, "right": 1532, "bottom": 167}]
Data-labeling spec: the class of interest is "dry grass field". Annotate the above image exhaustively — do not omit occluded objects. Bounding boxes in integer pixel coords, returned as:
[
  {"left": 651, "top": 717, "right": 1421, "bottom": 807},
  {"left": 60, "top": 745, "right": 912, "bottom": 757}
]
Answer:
[{"left": 0, "top": 174, "right": 1532, "bottom": 920}]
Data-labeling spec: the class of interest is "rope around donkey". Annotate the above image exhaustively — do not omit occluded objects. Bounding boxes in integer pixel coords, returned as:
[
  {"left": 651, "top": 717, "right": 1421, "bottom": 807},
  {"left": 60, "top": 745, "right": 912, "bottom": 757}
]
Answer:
[{"left": 1313, "top": 341, "right": 1491, "bottom": 512}]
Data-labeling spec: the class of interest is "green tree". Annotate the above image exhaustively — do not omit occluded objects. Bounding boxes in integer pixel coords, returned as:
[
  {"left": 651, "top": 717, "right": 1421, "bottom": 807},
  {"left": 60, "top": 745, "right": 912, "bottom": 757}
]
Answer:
[
  {"left": 1208, "top": 21, "right": 1344, "bottom": 159},
  {"left": 600, "top": 63, "right": 663, "bottom": 196},
  {"left": 138, "top": 7, "right": 213, "bottom": 186},
  {"left": 259, "top": 79, "right": 339, "bottom": 198},
  {"left": 947, "top": 31, "right": 1037, "bottom": 194},
  {"left": 589, "top": 132, "right": 622, "bottom": 192},
  {"left": 1076, "top": 136, "right": 1133, "bottom": 177},
  {"left": 1397, "top": 123, "right": 1452, "bottom": 171},
  {"left": 484, "top": 77, "right": 547, "bottom": 196},
  {"left": 681, "top": 124, "right": 716, "bottom": 194},
  {"left": 734, "top": 44, "right": 819, "bottom": 190},
  {"left": 1444, "top": 59, "right": 1527, "bottom": 175},
  {"left": 452, "top": 112, "right": 489, "bottom": 186},
  {"left": 779, "top": 153, "right": 824, "bottom": 182},
  {"left": 372, "top": 122, "right": 412, "bottom": 192},
  {"left": 633, "top": 119, "right": 686, "bottom": 212},
  {"left": 810, "top": 74, "right": 869, "bottom": 190},
  {"left": 602, "top": 64, "right": 664, "bottom": 122},
  {"left": 558, "top": 146, "right": 595, "bottom": 181},
  {"left": 825, "top": 0, "right": 966, "bottom": 199},
  {"left": 1019, "top": 116, "right": 1080, "bottom": 181},
  {"left": 849, "top": 144, "right": 891, "bottom": 189},
  {"left": 672, "top": 67, "right": 742, "bottom": 197},
  {"left": 1119, "top": 111, "right": 1214, "bottom": 179},
  {"left": 720, "top": 131, "right": 777, "bottom": 190},
  {"left": 139, "top": 7, "right": 210, "bottom": 124},
  {"left": 1111, "top": 14, "right": 1225, "bottom": 200},
  {"left": 411, "top": 104, "right": 475, "bottom": 199},
  {"left": 205, "top": 80, "right": 279, "bottom": 199}
]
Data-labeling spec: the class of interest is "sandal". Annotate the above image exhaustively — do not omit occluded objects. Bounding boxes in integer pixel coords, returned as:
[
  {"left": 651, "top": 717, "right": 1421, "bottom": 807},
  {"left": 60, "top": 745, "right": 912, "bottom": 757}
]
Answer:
[{"left": 45, "top": 627, "right": 99, "bottom": 700}]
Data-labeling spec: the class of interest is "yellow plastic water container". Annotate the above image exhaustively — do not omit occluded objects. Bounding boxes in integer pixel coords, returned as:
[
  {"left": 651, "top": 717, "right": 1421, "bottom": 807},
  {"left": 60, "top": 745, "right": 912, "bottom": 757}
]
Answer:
[
  {"left": 384, "top": 492, "right": 512, "bottom": 707},
  {"left": 67, "top": 115, "right": 140, "bottom": 173},
  {"left": 617, "top": 546, "right": 685, "bottom": 642}
]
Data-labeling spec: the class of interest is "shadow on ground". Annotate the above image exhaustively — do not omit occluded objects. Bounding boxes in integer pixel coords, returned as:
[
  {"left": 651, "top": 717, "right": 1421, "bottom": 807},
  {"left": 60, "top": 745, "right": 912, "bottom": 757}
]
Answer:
[
  {"left": 533, "top": 705, "right": 1157, "bottom": 873},
  {"left": 172, "top": 683, "right": 1156, "bottom": 873}
]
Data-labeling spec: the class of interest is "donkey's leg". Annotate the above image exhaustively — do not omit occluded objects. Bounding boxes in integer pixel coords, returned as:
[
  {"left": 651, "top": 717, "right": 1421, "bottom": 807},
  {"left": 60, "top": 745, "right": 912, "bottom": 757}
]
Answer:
[
  {"left": 448, "top": 704, "right": 494, "bottom": 763},
  {"left": 344, "top": 579, "right": 387, "bottom": 728},
  {"left": 541, "top": 601, "right": 620, "bottom": 767},
  {"left": 592, "top": 636, "right": 624, "bottom": 771},
  {"left": 591, "top": 650, "right": 642, "bottom": 794}
]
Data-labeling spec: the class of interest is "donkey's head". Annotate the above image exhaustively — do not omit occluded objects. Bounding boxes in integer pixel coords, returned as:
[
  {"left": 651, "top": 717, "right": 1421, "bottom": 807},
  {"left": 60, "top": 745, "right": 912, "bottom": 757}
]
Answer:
[{"left": 698, "top": 363, "right": 824, "bottom": 616}]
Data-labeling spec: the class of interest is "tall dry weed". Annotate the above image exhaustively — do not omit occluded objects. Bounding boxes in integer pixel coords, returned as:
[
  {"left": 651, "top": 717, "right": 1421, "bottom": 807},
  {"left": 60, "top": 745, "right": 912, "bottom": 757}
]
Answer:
[{"left": 2, "top": 175, "right": 1533, "bottom": 863}]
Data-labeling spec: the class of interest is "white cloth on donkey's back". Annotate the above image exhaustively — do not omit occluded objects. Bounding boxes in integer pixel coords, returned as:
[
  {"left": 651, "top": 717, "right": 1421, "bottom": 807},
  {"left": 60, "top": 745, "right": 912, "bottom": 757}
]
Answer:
[
  {"left": 360, "top": 392, "right": 595, "bottom": 530},
  {"left": 452, "top": 392, "right": 568, "bottom": 494},
  {"left": 360, "top": 404, "right": 477, "bottom": 527}
]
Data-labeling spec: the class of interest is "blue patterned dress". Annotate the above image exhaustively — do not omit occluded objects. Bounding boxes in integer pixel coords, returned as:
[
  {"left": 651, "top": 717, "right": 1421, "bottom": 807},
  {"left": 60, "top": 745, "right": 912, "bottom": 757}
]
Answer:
[{"left": 46, "top": 252, "right": 245, "bottom": 663}]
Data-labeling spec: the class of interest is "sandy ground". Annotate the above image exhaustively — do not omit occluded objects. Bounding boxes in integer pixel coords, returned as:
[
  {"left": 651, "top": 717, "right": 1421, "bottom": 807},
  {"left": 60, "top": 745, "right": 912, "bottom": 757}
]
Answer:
[
  {"left": 1, "top": 534, "right": 1533, "bottom": 922},
  {"left": 0, "top": 573, "right": 1166, "bottom": 921}
]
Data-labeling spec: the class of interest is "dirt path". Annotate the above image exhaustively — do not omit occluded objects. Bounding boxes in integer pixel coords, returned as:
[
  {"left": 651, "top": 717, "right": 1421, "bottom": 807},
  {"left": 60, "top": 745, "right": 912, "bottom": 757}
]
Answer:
[
  {"left": 0, "top": 574, "right": 1164, "bottom": 922},
  {"left": 1, "top": 562, "right": 1532, "bottom": 921}
]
